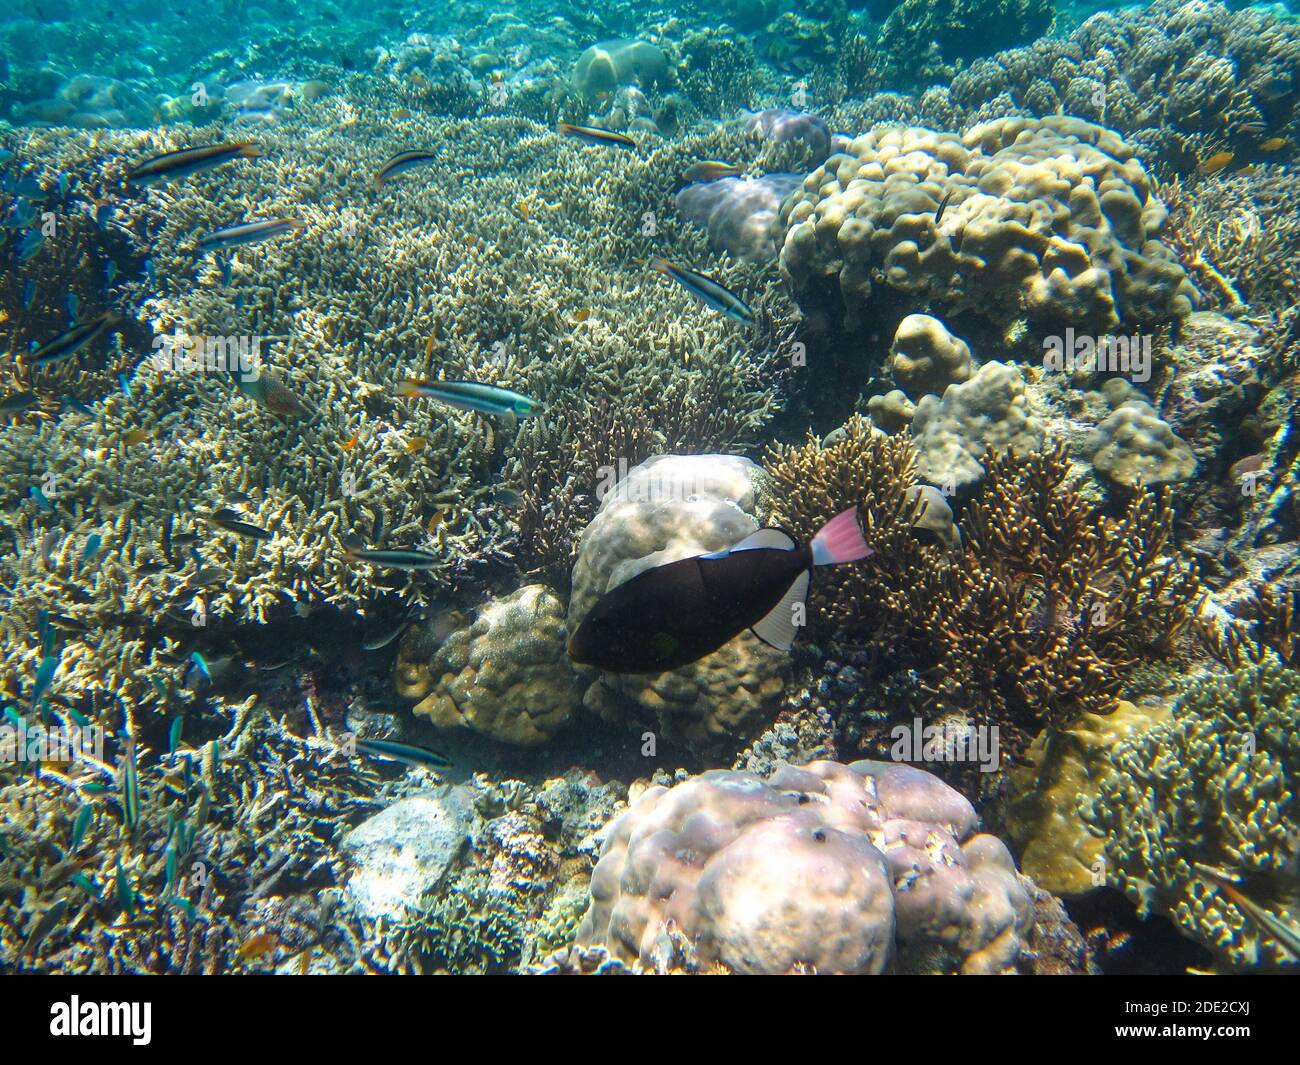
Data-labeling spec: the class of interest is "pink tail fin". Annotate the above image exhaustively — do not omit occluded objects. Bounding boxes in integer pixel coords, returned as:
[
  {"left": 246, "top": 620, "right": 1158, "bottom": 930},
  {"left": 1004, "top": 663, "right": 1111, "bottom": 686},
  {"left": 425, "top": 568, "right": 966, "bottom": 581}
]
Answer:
[{"left": 810, "top": 506, "right": 873, "bottom": 566}]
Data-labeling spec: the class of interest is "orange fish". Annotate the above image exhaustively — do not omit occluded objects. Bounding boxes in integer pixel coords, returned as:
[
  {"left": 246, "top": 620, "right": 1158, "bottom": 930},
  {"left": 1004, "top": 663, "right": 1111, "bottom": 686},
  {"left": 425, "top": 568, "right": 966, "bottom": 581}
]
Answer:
[
  {"left": 427, "top": 511, "right": 445, "bottom": 533},
  {"left": 404, "top": 436, "right": 427, "bottom": 453},
  {"left": 1199, "top": 150, "right": 1234, "bottom": 175},
  {"left": 237, "top": 932, "right": 278, "bottom": 961},
  {"left": 393, "top": 108, "right": 412, "bottom": 120},
  {"left": 342, "top": 430, "right": 360, "bottom": 452}
]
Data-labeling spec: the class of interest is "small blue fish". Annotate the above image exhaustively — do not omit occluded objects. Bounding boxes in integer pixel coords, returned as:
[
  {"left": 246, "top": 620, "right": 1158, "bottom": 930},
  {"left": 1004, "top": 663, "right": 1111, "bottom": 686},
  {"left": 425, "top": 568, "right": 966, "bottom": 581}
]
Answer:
[
  {"left": 71, "top": 872, "right": 99, "bottom": 899},
  {"left": 29, "top": 486, "right": 53, "bottom": 512},
  {"left": 81, "top": 533, "right": 102, "bottom": 561},
  {"left": 66, "top": 292, "right": 79, "bottom": 322},
  {"left": 144, "top": 259, "right": 157, "bottom": 285},
  {"left": 189, "top": 651, "right": 211, "bottom": 683},
  {"left": 70, "top": 804, "right": 93, "bottom": 851},
  {"left": 373, "top": 149, "right": 439, "bottom": 188},
  {"left": 168, "top": 716, "right": 183, "bottom": 754},
  {"left": 105, "top": 261, "right": 117, "bottom": 285},
  {"left": 121, "top": 740, "right": 139, "bottom": 833},
  {"left": 56, "top": 173, "right": 70, "bottom": 196},
  {"left": 22, "top": 279, "right": 35, "bottom": 311},
  {"left": 196, "top": 217, "right": 304, "bottom": 252},
  {"left": 66, "top": 706, "right": 89, "bottom": 728},
  {"left": 396, "top": 379, "right": 539, "bottom": 417},
  {"left": 62, "top": 394, "right": 93, "bottom": 417},
  {"left": 3, "top": 707, "right": 24, "bottom": 730},
  {"left": 14, "top": 174, "right": 44, "bottom": 199},
  {"left": 114, "top": 859, "right": 136, "bottom": 917},
  {"left": 17, "top": 230, "right": 44, "bottom": 262},
  {"left": 117, "top": 373, "right": 133, "bottom": 399},
  {"left": 31, "top": 654, "right": 58, "bottom": 711}
]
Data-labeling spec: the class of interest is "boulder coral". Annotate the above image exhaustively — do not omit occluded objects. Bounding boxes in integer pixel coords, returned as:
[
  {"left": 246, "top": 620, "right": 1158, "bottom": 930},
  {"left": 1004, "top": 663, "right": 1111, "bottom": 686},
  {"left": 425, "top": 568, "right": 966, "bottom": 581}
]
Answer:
[
  {"left": 573, "top": 760, "right": 1037, "bottom": 974},
  {"left": 888, "top": 313, "right": 974, "bottom": 398},
  {"left": 1085, "top": 379, "right": 1197, "bottom": 488},
  {"left": 779, "top": 116, "right": 1195, "bottom": 339},
  {"left": 398, "top": 585, "right": 577, "bottom": 747},
  {"left": 910, "top": 361, "right": 1046, "bottom": 490},
  {"left": 572, "top": 39, "right": 668, "bottom": 102}
]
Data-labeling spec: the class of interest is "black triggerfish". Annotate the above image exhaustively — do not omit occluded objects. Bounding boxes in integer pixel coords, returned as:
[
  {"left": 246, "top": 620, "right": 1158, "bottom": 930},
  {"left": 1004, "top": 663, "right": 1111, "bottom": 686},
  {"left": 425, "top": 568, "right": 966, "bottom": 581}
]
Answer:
[{"left": 568, "top": 506, "right": 872, "bottom": 673}]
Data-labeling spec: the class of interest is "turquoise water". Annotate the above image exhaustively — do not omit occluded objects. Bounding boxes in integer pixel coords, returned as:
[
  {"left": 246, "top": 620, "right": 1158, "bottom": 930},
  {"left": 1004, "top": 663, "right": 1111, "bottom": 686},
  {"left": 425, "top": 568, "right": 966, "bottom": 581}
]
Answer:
[{"left": 0, "top": 0, "right": 1297, "bottom": 976}]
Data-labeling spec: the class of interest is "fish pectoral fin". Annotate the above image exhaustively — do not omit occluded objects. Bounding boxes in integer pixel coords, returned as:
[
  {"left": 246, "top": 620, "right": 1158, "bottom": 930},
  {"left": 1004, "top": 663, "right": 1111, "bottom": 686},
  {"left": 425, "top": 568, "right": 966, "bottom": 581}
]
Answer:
[
  {"left": 750, "top": 571, "right": 810, "bottom": 652},
  {"left": 728, "top": 528, "right": 797, "bottom": 553}
]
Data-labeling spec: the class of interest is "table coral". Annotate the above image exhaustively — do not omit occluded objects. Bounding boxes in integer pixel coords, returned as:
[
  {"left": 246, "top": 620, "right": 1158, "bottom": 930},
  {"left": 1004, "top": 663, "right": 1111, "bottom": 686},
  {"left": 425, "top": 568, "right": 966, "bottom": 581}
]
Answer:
[{"left": 572, "top": 759, "right": 1036, "bottom": 974}]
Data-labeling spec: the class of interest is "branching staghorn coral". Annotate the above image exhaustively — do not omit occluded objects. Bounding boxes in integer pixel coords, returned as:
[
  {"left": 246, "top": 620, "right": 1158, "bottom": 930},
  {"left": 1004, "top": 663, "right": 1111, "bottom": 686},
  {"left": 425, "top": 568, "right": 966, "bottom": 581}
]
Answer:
[
  {"left": 0, "top": 695, "right": 385, "bottom": 974},
  {"left": 764, "top": 430, "right": 1200, "bottom": 740},
  {"left": 1158, "top": 166, "right": 1300, "bottom": 315}
]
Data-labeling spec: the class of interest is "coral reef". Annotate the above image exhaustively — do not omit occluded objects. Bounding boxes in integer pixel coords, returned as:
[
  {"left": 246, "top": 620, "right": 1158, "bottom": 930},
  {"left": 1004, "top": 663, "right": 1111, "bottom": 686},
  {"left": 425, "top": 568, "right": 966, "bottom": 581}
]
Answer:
[
  {"left": 1083, "top": 656, "right": 1300, "bottom": 969},
  {"left": 910, "top": 361, "right": 1045, "bottom": 489},
  {"left": 0, "top": 100, "right": 790, "bottom": 727},
  {"left": 570, "top": 759, "right": 1037, "bottom": 974},
  {"left": 1004, "top": 699, "right": 1172, "bottom": 896},
  {"left": 779, "top": 116, "right": 1195, "bottom": 351},
  {"left": 396, "top": 585, "right": 577, "bottom": 747},
  {"left": 566, "top": 454, "right": 788, "bottom": 749},
  {"left": 877, "top": 0, "right": 1055, "bottom": 89},
  {"left": 887, "top": 313, "right": 974, "bottom": 399},
  {"left": 1084, "top": 379, "right": 1197, "bottom": 488},
  {"left": 764, "top": 432, "right": 1201, "bottom": 744},
  {"left": 947, "top": 1, "right": 1300, "bottom": 168}
]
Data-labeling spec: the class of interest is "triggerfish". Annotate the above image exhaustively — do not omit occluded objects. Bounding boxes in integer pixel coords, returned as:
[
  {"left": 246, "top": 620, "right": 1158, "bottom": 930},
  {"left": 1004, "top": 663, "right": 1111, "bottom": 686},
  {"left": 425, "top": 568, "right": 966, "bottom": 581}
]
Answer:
[
  {"left": 651, "top": 258, "right": 754, "bottom": 324},
  {"left": 127, "top": 141, "right": 262, "bottom": 184},
  {"left": 196, "top": 217, "right": 304, "bottom": 252},
  {"left": 397, "top": 379, "right": 538, "bottom": 417},
  {"left": 568, "top": 506, "right": 872, "bottom": 672}
]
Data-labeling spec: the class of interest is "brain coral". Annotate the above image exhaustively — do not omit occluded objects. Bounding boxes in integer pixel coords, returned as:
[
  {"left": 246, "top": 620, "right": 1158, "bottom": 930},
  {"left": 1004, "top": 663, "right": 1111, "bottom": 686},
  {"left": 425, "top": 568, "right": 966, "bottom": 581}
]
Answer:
[
  {"left": 778, "top": 115, "right": 1196, "bottom": 338},
  {"left": 910, "top": 360, "right": 1046, "bottom": 489},
  {"left": 396, "top": 585, "right": 577, "bottom": 746},
  {"left": 566, "top": 453, "right": 788, "bottom": 748},
  {"left": 1083, "top": 655, "right": 1300, "bottom": 968},
  {"left": 574, "top": 760, "right": 1036, "bottom": 974}
]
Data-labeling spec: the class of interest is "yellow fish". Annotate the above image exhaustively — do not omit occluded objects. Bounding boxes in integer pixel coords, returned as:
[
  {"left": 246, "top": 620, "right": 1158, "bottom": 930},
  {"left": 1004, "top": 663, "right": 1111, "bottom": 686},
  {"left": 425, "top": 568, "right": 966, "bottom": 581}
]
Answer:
[
  {"left": 1199, "top": 150, "right": 1234, "bottom": 175},
  {"left": 404, "top": 436, "right": 427, "bottom": 454},
  {"left": 342, "top": 429, "right": 360, "bottom": 452},
  {"left": 122, "top": 428, "right": 149, "bottom": 446},
  {"left": 393, "top": 107, "right": 412, "bottom": 120},
  {"left": 572, "top": 308, "right": 592, "bottom": 324},
  {"left": 1260, "top": 137, "right": 1288, "bottom": 152}
]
